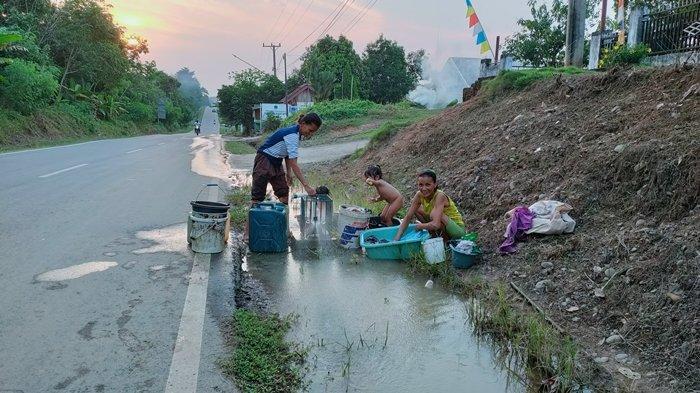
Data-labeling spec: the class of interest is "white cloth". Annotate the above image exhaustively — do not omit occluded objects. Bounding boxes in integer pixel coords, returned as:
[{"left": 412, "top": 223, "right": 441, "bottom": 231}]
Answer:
[{"left": 525, "top": 200, "right": 576, "bottom": 235}]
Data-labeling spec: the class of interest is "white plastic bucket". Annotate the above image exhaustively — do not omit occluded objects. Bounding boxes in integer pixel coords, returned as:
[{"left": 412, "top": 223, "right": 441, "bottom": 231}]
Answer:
[
  {"left": 422, "top": 238, "right": 446, "bottom": 264},
  {"left": 189, "top": 213, "right": 229, "bottom": 253},
  {"left": 337, "top": 205, "right": 372, "bottom": 249}
]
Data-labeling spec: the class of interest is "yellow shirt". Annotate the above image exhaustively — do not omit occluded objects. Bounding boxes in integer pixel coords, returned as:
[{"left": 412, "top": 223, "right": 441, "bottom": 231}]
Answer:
[{"left": 419, "top": 190, "right": 464, "bottom": 227}]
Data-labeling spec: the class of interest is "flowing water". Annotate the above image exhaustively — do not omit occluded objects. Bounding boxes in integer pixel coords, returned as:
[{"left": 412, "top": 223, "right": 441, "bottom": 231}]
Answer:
[{"left": 245, "top": 206, "right": 524, "bottom": 392}]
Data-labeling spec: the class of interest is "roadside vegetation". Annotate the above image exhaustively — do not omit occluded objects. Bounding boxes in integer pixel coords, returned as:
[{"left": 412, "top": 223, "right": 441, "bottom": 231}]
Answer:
[
  {"left": 0, "top": 1, "right": 208, "bottom": 149},
  {"left": 226, "top": 186, "right": 251, "bottom": 230},
  {"left": 221, "top": 309, "right": 307, "bottom": 393},
  {"left": 482, "top": 66, "right": 587, "bottom": 98},
  {"left": 225, "top": 141, "right": 256, "bottom": 155}
]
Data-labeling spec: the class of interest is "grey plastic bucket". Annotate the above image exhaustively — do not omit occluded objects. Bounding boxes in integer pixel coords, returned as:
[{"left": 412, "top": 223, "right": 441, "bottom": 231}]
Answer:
[{"left": 189, "top": 213, "right": 230, "bottom": 253}]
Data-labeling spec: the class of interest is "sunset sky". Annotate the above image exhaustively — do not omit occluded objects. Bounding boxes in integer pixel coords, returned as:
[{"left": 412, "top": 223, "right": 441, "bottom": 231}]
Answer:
[{"left": 107, "top": 0, "right": 531, "bottom": 94}]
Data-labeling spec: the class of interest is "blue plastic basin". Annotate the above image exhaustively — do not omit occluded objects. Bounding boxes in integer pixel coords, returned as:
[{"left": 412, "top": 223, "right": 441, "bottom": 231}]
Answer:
[{"left": 360, "top": 225, "right": 430, "bottom": 260}]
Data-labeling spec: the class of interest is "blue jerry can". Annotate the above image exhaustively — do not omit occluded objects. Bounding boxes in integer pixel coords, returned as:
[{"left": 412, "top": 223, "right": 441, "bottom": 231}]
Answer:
[{"left": 249, "top": 202, "right": 288, "bottom": 253}]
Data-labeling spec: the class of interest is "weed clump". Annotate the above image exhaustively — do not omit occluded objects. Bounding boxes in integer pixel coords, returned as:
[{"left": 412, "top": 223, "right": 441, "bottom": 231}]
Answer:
[
  {"left": 483, "top": 67, "right": 586, "bottom": 98},
  {"left": 226, "top": 186, "right": 251, "bottom": 230},
  {"left": 222, "top": 309, "right": 307, "bottom": 393}
]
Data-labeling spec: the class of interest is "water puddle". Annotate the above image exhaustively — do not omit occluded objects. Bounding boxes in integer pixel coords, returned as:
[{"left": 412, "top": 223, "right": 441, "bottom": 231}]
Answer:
[
  {"left": 245, "top": 204, "right": 523, "bottom": 392},
  {"left": 35, "top": 262, "right": 118, "bottom": 282},
  {"left": 190, "top": 135, "right": 240, "bottom": 186},
  {"left": 132, "top": 223, "right": 190, "bottom": 255}
]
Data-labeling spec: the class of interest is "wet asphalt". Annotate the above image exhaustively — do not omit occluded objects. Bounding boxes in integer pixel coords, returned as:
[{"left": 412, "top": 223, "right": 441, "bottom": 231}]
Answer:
[{"left": 0, "top": 108, "right": 237, "bottom": 392}]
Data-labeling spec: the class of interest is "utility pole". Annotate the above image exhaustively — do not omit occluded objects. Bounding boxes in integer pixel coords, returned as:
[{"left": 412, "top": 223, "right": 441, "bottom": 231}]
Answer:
[
  {"left": 600, "top": 0, "right": 608, "bottom": 31},
  {"left": 283, "top": 53, "right": 288, "bottom": 117},
  {"left": 565, "top": 0, "right": 586, "bottom": 66},
  {"left": 616, "top": 0, "right": 626, "bottom": 45},
  {"left": 494, "top": 36, "right": 501, "bottom": 64},
  {"left": 262, "top": 43, "right": 281, "bottom": 78}
]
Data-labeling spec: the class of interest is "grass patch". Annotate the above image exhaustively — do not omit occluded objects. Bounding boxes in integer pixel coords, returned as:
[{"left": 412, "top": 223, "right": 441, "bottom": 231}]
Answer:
[
  {"left": 406, "top": 253, "right": 579, "bottom": 389},
  {"left": 221, "top": 309, "right": 307, "bottom": 393},
  {"left": 225, "top": 141, "right": 257, "bottom": 155},
  {"left": 483, "top": 67, "right": 588, "bottom": 98},
  {"left": 226, "top": 186, "right": 251, "bottom": 230},
  {"left": 367, "top": 119, "right": 418, "bottom": 149}
]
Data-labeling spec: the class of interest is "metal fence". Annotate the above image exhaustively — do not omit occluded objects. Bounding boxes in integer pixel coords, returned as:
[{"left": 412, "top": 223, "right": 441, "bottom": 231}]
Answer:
[{"left": 640, "top": 1, "right": 700, "bottom": 54}]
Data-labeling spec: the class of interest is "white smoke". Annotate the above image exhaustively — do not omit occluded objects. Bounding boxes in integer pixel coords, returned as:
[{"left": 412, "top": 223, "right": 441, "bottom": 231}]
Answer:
[{"left": 408, "top": 55, "right": 478, "bottom": 109}]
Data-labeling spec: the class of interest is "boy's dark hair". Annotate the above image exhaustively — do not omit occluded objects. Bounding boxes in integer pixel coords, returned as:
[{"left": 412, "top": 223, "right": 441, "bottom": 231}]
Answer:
[
  {"left": 364, "top": 164, "right": 383, "bottom": 179},
  {"left": 418, "top": 169, "right": 437, "bottom": 183},
  {"left": 300, "top": 112, "right": 322, "bottom": 127},
  {"left": 297, "top": 114, "right": 304, "bottom": 123}
]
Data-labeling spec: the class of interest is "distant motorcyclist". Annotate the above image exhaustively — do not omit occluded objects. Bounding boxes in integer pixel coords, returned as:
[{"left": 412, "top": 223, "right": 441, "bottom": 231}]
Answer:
[{"left": 194, "top": 121, "right": 201, "bottom": 135}]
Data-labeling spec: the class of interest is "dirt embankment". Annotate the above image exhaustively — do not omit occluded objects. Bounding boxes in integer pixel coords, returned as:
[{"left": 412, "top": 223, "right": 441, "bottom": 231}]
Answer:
[{"left": 336, "top": 66, "right": 699, "bottom": 391}]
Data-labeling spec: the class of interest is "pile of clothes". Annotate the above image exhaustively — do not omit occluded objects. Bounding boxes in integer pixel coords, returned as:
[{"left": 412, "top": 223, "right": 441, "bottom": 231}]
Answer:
[
  {"left": 454, "top": 239, "right": 477, "bottom": 254},
  {"left": 499, "top": 200, "right": 576, "bottom": 254}
]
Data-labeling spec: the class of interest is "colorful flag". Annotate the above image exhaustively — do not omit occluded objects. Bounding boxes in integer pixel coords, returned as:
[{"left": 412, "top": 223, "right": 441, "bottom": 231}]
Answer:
[{"left": 464, "top": 0, "right": 492, "bottom": 57}]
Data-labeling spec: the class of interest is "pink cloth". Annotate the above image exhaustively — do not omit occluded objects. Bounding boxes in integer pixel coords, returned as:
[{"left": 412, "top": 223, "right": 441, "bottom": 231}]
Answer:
[{"left": 499, "top": 206, "right": 534, "bottom": 254}]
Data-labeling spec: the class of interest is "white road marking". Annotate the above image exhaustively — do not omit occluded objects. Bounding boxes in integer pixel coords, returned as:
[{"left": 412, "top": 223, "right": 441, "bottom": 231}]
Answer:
[
  {"left": 38, "top": 164, "right": 88, "bottom": 178},
  {"left": 158, "top": 142, "right": 166, "bottom": 146},
  {"left": 0, "top": 140, "right": 101, "bottom": 156},
  {"left": 126, "top": 148, "right": 144, "bottom": 154},
  {"left": 164, "top": 253, "right": 211, "bottom": 393},
  {"left": 165, "top": 184, "right": 219, "bottom": 393}
]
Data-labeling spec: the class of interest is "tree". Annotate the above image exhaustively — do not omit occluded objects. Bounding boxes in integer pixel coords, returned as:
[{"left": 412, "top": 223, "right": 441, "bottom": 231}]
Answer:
[
  {"left": 504, "top": 0, "right": 567, "bottom": 67},
  {"left": 175, "top": 67, "right": 209, "bottom": 110},
  {"left": 407, "top": 49, "right": 426, "bottom": 84},
  {"left": 48, "top": 0, "right": 129, "bottom": 94},
  {"left": 217, "top": 69, "right": 284, "bottom": 134},
  {"left": 361, "top": 35, "right": 416, "bottom": 104},
  {"left": 298, "top": 35, "right": 364, "bottom": 100}
]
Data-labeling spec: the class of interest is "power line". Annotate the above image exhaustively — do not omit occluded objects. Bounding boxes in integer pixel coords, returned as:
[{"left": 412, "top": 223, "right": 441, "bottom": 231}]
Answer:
[
  {"left": 342, "top": 0, "right": 376, "bottom": 33},
  {"left": 317, "top": 0, "right": 354, "bottom": 39},
  {"left": 278, "top": 0, "right": 315, "bottom": 47},
  {"left": 340, "top": 0, "right": 370, "bottom": 32},
  {"left": 264, "top": 0, "right": 289, "bottom": 44},
  {"left": 345, "top": 0, "right": 379, "bottom": 34},
  {"left": 231, "top": 53, "right": 264, "bottom": 73},
  {"left": 282, "top": 0, "right": 346, "bottom": 61},
  {"left": 274, "top": 0, "right": 304, "bottom": 43}
]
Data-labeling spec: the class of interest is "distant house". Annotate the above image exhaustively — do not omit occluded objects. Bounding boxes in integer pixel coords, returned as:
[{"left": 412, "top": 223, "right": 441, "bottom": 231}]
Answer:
[
  {"left": 280, "top": 83, "right": 314, "bottom": 106},
  {"left": 252, "top": 84, "right": 316, "bottom": 132}
]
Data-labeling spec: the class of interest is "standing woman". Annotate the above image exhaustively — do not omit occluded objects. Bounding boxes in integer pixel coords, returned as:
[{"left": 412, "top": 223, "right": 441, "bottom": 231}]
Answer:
[
  {"left": 393, "top": 170, "right": 467, "bottom": 241},
  {"left": 250, "top": 113, "right": 322, "bottom": 205}
]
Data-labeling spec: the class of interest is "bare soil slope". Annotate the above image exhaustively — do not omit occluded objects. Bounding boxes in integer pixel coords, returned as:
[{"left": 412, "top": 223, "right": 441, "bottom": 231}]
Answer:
[{"left": 337, "top": 66, "right": 699, "bottom": 391}]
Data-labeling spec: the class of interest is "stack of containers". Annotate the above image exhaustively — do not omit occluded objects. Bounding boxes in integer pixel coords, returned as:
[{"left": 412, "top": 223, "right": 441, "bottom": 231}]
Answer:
[{"left": 337, "top": 205, "right": 372, "bottom": 249}]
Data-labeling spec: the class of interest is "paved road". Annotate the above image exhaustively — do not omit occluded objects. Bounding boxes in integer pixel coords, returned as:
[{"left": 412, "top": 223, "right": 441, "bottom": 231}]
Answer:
[
  {"left": 227, "top": 139, "right": 368, "bottom": 171},
  {"left": 0, "top": 108, "right": 236, "bottom": 392}
]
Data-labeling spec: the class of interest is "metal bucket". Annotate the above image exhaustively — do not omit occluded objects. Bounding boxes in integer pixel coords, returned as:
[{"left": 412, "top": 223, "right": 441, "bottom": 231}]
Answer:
[
  {"left": 187, "top": 183, "right": 230, "bottom": 253},
  {"left": 298, "top": 194, "right": 333, "bottom": 238},
  {"left": 189, "top": 213, "right": 229, "bottom": 253}
]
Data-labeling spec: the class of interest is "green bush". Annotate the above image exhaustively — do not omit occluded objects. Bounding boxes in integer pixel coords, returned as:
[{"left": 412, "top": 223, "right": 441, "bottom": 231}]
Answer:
[
  {"left": 123, "top": 101, "right": 154, "bottom": 123},
  {"left": 292, "top": 99, "right": 380, "bottom": 122},
  {"left": 599, "top": 44, "right": 650, "bottom": 69},
  {"left": 262, "top": 113, "right": 282, "bottom": 133},
  {"left": 0, "top": 59, "right": 59, "bottom": 114}
]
